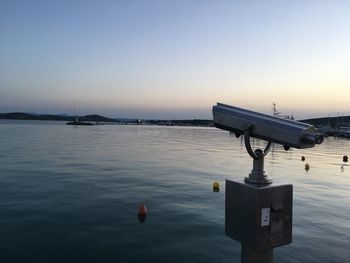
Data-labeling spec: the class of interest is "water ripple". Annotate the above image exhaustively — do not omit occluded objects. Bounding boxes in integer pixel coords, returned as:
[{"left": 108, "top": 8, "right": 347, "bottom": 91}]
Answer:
[{"left": 0, "top": 122, "right": 349, "bottom": 262}]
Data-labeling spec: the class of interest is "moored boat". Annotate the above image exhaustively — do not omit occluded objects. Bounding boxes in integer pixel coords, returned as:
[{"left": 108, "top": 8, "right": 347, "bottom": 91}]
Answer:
[
  {"left": 66, "top": 120, "right": 94, "bottom": 126},
  {"left": 66, "top": 117, "right": 94, "bottom": 126}
]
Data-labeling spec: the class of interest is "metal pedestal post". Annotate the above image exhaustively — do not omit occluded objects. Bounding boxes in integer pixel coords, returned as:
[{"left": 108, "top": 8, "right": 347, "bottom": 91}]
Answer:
[
  {"left": 243, "top": 129, "right": 273, "bottom": 263},
  {"left": 241, "top": 245, "right": 273, "bottom": 263},
  {"left": 225, "top": 128, "right": 292, "bottom": 263},
  {"left": 242, "top": 134, "right": 273, "bottom": 263}
]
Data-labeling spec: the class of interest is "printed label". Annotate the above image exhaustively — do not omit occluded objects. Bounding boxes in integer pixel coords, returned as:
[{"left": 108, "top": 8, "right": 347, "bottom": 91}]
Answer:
[{"left": 261, "top": 208, "right": 270, "bottom": 226}]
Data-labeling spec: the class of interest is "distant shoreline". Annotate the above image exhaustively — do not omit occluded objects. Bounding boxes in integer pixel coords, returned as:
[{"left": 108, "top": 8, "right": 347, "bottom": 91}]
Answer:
[
  {"left": 0, "top": 112, "right": 214, "bottom": 127},
  {"left": 1, "top": 112, "right": 349, "bottom": 128}
]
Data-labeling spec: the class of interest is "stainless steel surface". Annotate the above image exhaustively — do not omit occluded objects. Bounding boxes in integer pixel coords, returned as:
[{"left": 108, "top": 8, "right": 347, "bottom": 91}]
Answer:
[
  {"left": 225, "top": 180, "right": 293, "bottom": 250},
  {"left": 213, "top": 103, "right": 323, "bottom": 149}
]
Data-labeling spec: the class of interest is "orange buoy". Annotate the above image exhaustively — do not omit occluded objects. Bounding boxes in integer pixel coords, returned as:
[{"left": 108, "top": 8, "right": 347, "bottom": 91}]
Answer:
[
  {"left": 305, "top": 163, "right": 310, "bottom": 171},
  {"left": 301, "top": 156, "right": 305, "bottom": 161},
  {"left": 213, "top": 181, "right": 220, "bottom": 192},
  {"left": 138, "top": 204, "right": 147, "bottom": 223},
  {"left": 343, "top": 155, "right": 348, "bottom": 163}
]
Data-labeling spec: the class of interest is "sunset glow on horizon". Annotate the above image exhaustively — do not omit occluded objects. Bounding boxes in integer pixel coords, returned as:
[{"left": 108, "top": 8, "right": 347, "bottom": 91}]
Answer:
[{"left": 1, "top": 1, "right": 349, "bottom": 119}]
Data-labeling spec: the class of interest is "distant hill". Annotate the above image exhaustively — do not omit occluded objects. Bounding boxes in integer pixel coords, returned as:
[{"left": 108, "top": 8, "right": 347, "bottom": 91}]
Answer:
[
  {"left": 0, "top": 112, "right": 119, "bottom": 123},
  {"left": 0, "top": 112, "right": 213, "bottom": 127},
  {"left": 79, "top": 114, "right": 120, "bottom": 123},
  {"left": 0, "top": 112, "right": 71, "bottom": 121}
]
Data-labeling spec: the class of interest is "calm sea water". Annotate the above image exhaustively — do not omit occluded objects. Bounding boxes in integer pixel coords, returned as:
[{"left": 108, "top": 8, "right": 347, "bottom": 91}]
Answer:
[{"left": 0, "top": 120, "right": 349, "bottom": 263}]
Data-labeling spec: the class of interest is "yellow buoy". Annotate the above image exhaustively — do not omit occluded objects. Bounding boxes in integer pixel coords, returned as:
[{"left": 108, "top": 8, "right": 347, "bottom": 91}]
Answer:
[
  {"left": 305, "top": 163, "right": 310, "bottom": 171},
  {"left": 213, "top": 181, "right": 220, "bottom": 192}
]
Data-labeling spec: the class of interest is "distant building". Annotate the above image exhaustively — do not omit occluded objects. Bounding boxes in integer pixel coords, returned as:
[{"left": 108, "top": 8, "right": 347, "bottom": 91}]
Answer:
[{"left": 338, "top": 123, "right": 350, "bottom": 137}]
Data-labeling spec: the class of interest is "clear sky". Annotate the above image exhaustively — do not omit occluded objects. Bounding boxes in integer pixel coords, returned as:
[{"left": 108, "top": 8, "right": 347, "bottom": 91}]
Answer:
[{"left": 1, "top": 0, "right": 349, "bottom": 119}]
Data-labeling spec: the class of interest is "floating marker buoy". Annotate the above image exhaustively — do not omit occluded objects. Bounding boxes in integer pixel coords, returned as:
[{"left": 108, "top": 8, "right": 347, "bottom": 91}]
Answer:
[
  {"left": 305, "top": 163, "right": 310, "bottom": 171},
  {"left": 138, "top": 204, "right": 147, "bottom": 223},
  {"left": 301, "top": 156, "right": 305, "bottom": 161},
  {"left": 283, "top": 145, "right": 290, "bottom": 151},
  {"left": 343, "top": 155, "right": 348, "bottom": 163},
  {"left": 213, "top": 181, "right": 220, "bottom": 192}
]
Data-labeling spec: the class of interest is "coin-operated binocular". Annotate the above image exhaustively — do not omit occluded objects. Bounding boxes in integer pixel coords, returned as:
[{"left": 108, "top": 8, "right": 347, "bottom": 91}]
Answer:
[{"left": 213, "top": 103, "right": 323, "bottom": 263}]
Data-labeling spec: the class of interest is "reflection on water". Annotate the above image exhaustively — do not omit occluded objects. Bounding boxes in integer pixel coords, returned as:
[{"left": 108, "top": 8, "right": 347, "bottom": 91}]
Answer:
[{"left": 0, "top": 121, "right": 350, "bottom": 262}]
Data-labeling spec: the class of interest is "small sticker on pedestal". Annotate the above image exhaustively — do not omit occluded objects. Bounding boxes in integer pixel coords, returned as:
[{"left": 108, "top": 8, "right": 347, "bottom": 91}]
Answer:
[{"left": 261, "top": 208, "right": 270, "bottom": 226}]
